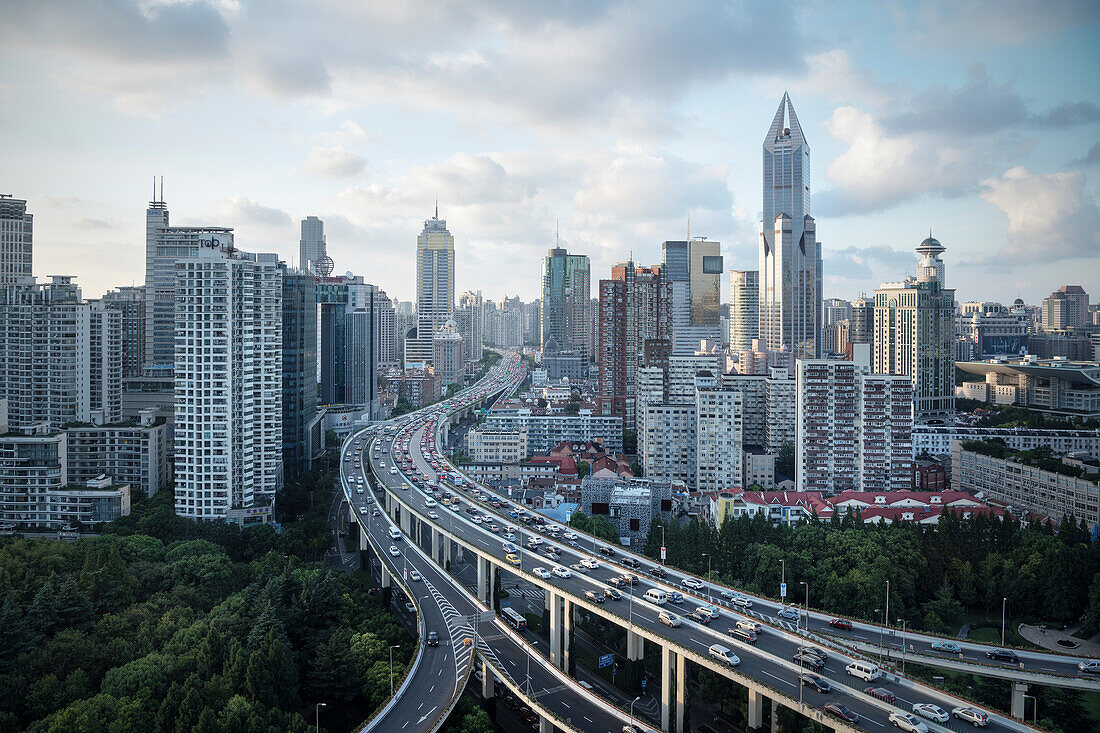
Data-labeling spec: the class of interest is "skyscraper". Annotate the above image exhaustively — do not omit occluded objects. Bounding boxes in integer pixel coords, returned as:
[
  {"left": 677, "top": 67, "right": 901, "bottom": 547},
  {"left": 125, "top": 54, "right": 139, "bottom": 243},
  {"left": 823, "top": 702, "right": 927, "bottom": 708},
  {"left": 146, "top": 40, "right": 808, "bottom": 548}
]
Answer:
[
  {"left": 0, "top": 194, "right": 32, "bottom": 286},
  {"left": 318, "top": 274, "right": 384, "bottom": 417},
  {"left": 541, "top": 247, "right": 591, "bottom": 360},
  {"left": 407, "top": 207, "right": 456, "bottom": 365},
  {"left": 299, "top": 216, "right": 329, "bottom": 275},
  {"left": 173, "top": 243, "right": 282, "bottom": 522},
  {"left": 873, "top": 235, "right": 956, "bottom": 422},
  {"left": 759, "top": 93, "right": 821, "bottom": 359},
  {"left": 144, "top": 194, "right": 234, "bottom": 373},
  {"left": 102, "top": 286, "right": 146, "bottom": 378},
  {"left": 281, "top": 266, "right": 318, "bottom": 476},
  {"left": 662, "top": 239, "right": 723, "bottom": 355},
  {"left": 1041, "top": 285, "right": 1089, "bottom": 332},
  {"left": 455, "top": 290, "right": 484, "bottom": 362},
  {"left": 728, "top": 270, "right": 759, "bottom": 352}
]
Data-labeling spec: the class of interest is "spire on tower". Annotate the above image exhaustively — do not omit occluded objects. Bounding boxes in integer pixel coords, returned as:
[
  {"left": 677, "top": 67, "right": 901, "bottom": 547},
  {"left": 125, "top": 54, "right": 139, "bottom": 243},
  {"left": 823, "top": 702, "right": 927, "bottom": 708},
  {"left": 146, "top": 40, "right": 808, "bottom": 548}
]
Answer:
[{"left": 434, "top": 197, "right": 438, "bottom": 219}]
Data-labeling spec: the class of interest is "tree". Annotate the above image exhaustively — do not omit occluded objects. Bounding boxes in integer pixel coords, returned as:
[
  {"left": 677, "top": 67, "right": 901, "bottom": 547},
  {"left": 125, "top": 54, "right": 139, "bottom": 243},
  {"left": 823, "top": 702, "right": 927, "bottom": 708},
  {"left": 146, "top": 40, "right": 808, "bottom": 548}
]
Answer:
[
  {"left": 564, "top": 402, "right": 580, "bottom": 415},
  {"left": 776, "top": 441, "right": 795, "bottom": 479},
  {"left": 577, "top": 460, "right": 591, "bottom": 479},
  {"left": 622, "top": 429, "right": 638, "bottom": 455}
]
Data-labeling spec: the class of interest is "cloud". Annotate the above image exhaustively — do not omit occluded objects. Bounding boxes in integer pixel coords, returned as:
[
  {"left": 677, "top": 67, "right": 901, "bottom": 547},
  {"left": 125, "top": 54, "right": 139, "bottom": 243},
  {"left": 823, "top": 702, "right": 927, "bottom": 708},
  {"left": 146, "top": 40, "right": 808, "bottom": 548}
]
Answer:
[
  {"left": 898, "top": 0, "right": 1100, "bottom": 46},
  {"left": 249, "top": 53, "right": 331, "bottom": 98},
  {"left": 76, "top": 218, "right": 116, "bottom": 230},
  {"left": 1072, "top": 142, "right": 1100, "bottom": 167},
  {"left": 786, "top": 50, "right": 905, "bottom": 108},
  {"left": 213, "top": 196, "right": 292, "bottom": 226},
  {"left": 825, "top": 244, "right": 918, "bottom": 282},
  {"left": 299, "top": 146, "right": 368, "bottom": 178},
  {"left": 977, "top": 166, "right": 1100, "bottom": 265}
]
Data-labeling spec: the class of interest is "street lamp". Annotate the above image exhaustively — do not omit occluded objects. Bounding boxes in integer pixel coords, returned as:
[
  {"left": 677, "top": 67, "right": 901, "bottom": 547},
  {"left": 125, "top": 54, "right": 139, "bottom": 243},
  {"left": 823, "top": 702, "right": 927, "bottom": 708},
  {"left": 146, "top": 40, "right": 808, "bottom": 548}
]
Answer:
[
  {"left": 884, "top": 579, "right": 890, "bottom": 659},
  {"left": 314, "top": 702, "right": 327, "bottom": 733},
  {"left": 1001, "top": 596, "right": 1008, "bottom": 647},
  {"left": 702, "top": 553, "right": 712, "bottom": 602},
  {"left": 660, "top": 524, "right": 666, "bottom": 565},
  {"left": 799, "top": 581, "right": 809, "bottom": 634},
  {"left": 630, "top": 695, "right": 641, "bottom": 726},
  {"left": 1022, "top": 693, "right": 1038, "bottom": 724},
  {"left": 896, "top": 618, "right": 908, "bottom": 675},
  {"left": 780, "top": 559, "right": 786, "bottom": 602},
  {"left": 874, "top": 609, "right": 883, "bottom": 663},
  {"left": 388, "top": 645, "right": 401, "bottom": 696}
]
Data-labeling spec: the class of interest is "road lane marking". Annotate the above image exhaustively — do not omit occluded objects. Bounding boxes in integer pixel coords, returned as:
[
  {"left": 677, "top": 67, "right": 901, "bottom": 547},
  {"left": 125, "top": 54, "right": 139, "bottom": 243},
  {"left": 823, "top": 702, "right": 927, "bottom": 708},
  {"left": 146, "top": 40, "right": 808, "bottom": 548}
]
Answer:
[{"left": 760, "top": 670, "right": 795, "bottom": 688}]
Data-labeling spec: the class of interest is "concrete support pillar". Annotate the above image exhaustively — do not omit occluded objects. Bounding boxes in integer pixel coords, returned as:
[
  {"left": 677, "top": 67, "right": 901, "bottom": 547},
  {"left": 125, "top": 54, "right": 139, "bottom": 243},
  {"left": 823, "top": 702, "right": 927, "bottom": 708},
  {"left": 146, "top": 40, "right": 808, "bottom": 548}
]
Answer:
[
  {"left": 402, "top": 508, "right": 412, "bottom": 535},
  {"left": 661, "top": 645, "right": 673, "bottom": 732},
  {"left": 1011, "top": 681, "right": 1028, "bottom": 720},
  {"left": 538, "top": 716, "right": 552, "bottom": 733},
  {"left": 549, "top": 591, "right": 561, "bottom": 667},
  {"left": 748, "top": 688, "right": 763, "bottom": 730},
  {"left": 675, "top": 650, "right": 686, "bottom": 733},
  {"left": 477, "top": 556, "right": 487, "bottom": 603},
  {"left": 431, "top": 527, "right": 439, "bottom": 563},
  {"left": 381, "top": 563, "right": 391, "bottom": 588},
  {"left": 481, "top": 658, "right": 494, "bottom": 699},
  {"left": 770, "top": 697, "right": 779, "bottom": 733},
  {"left": 626, "top": 629, "right": 644, "bottom": 661},
  {"left": 562, "top": 599, "right": 572, "bottom": 671},
  {"left": 445, "top": 537, "right": 453, "bottom": 566}
]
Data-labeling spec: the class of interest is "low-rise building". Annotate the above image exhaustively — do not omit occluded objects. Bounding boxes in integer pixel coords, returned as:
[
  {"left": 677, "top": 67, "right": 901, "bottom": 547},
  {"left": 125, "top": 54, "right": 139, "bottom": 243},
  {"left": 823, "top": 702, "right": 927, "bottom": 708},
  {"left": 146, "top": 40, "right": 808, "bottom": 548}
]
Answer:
[
  {"left": 913, "top": 425, "right": 1100, "bottom": 457},
  {"left": 955, "top": 358, "right": 1100, "bottom": 418},
  {"left": 484, "top": 406, "right": 622, "bottom": 453},
  {"left": 63, "top": 410, "right": 169, "bottom": 497},
  {"left": 743, "top": 448, "right": 775, "bottom": 489},
  {"left": 465, "top": 428, "right": 527, "bottom": 463},
  {"left": 579, "top": 475, "right": 673, "bottom": 545},
  {"left": 710, "top": 490, "right": 834, "bottom": 527}
]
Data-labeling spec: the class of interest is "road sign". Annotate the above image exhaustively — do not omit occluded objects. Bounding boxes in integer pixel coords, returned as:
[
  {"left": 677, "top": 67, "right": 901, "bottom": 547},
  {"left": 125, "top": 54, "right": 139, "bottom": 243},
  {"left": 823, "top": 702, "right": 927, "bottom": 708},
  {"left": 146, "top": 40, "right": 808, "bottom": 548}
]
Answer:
[
  {"left": 660, "top": 546, "right": 666, "bottom": 561},
  {"left": 641, "top": 677, "right": 647, "bottom": 689},
  {"left": 780, "top": 582, "right": 787, "bottom": 598},
  {"left": 598, "top": 653, "right": 614, "bottom": 669}
]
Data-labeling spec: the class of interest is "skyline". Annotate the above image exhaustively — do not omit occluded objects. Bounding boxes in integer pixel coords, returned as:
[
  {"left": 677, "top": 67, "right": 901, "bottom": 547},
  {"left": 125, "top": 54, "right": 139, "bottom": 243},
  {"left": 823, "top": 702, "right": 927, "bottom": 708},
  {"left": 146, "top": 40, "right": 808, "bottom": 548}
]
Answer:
[{"left": 3, "top": 1, "right": 1099, "bottom": 304}]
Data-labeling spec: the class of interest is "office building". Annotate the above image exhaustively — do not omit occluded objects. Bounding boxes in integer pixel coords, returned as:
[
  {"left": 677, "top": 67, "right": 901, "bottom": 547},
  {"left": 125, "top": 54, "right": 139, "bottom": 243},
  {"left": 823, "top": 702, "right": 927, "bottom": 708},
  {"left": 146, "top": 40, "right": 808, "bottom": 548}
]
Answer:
[
  {"left": 728, "top": 270, "right": 759, "bottom": 352},
  {"left": 145, "top": 195, "right": 235, "bottom": 372},
  {"left": 377, "top": 290, "right": 397, "bottom": 369},
  {"left": 432, "top": 316, "right": 466, "bottom": 387},
  {"left": 299, "top": 216, "right": 332, "bottom": 276},
  {"left": 455, "top": 290, "right": 484, "bottom": 362},
  {"left": 102, "top": 286, "right": 146, "bottom": 378},
  {"left": 318, "top": 274, "right": 385, "bottom": 417},
  {"left": 849, "top": 294, "right": 874, "bottom": 349},
  {"left": 696, "top": 386, "right": 744, "bottom": 491},
  {"left": 874, "top": 235, "right": 956, "bottom": 421},
  {"left": 281, "top": 267, "right": 318, "bottom": 476},
  {"left": 466, "top": 429, "right": 528, "bottom": 464},
  {"left": 962, "top": 305, "right": 1029, "bottom": 357},
  {"left": 64, "top": 410, "right": 169, "bottom": 497},
  {"left": 1041, "top": 285, "right": 1090, "bottom": 332},
  {"left": 663, "top": 239, "right": 723, "bottom": 355},
  {"left": 759, "top": 93, "right": 821, "bottom": 359},
  {"left": 173, "top": 243, "right": 282, "bottom": 523},
  {"left": 913, "top": 425, "right": 1100, "bottom": 458},
  {"left": 407, "top": 207, "right": 456, "bottom": 364},
  {"left": 541, "top": 247, "right": 591, "bottom": 360},
  {"left": 0, "top": 195, "right": 33, "bottom": 286},
  {"left": 796, "top": 360, "right": 913, "bottom": 492},
  {"left": 823, "top": 298, "right": 851, "bottom": 327},
  {"left": 0, "top": 276, "right": 120, "bottom": 430}
]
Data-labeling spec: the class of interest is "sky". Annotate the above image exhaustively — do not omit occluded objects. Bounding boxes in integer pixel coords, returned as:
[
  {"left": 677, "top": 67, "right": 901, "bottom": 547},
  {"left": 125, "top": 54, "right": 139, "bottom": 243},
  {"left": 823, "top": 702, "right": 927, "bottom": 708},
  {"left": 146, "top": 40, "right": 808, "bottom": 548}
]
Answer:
[{"left": 2, "top": 0, "right": 1099, "bottom": 306}]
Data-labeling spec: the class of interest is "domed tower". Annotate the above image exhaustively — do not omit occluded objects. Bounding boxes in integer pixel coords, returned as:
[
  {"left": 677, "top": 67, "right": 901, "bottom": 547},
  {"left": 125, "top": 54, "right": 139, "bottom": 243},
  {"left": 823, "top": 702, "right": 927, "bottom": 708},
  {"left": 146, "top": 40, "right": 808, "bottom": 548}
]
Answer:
[{"left": 915, "top": 233, "right": 946, "bottom": 287}]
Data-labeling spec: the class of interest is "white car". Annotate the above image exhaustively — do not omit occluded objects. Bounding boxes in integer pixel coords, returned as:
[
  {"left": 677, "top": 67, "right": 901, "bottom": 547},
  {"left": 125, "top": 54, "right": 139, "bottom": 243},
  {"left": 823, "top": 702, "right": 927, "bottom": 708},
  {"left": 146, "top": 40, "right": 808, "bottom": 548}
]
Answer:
[
  {"left": 504, "top": 532, "right": 516, "bottom": 541},
  {"left": 563, "top": 532, "right": 577, "bottom": 540},
  {"left": 911, "top": 704, "right": 949, "bottom": 723},
  {"left": 950, "top": 708, "right": 989, "bottom": 727},
  {"left": 887, "top": 712, "right": 928, "bottom": 733},
  {"left": 389, "top": 545, "right": 400, "bottom": 557},
  {"left": 530, "top": 537, "right": 543, "bottom": 545},
  {"left": 731, "top": 595, "right": 753, "bottom": 608},
  {"left": 425, "top": 498, "right": 437, "bottom": 507},
  {"left": 472, "top": 516, "right": 482, "bottom": 524},
  {"left": 552, "top": 566, "right": 572, "bottom": 578},
  {"left": 450, "top": 503, "right": 460, "bottom": 512},
  {"left": 533, "top": 567, "right": 551, "bottom": 579},
  {"left": 359, "top": 507, "right": 369, "bottom": 515},
  {"left": 580, "top": 558, "right": 599, "bottom": 569},
  {"left": 682, "top": 577, "right": 704, "bottom": 590},
  {"left": 428, "top": 511, "right": 439, "bottom": 520},
  {"left": 409, "top": 570, "right": 422, "bottom": 582}
]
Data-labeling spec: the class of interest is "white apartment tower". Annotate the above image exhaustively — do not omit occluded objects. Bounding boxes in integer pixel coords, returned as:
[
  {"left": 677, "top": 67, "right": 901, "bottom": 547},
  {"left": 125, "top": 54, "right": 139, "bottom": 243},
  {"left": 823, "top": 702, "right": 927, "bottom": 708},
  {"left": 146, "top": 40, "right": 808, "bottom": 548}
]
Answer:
[
  {"left": 456, "top": 290, "right": 484, "bottom": 362},
  {"left": 173, "top": 243, "right": 282, "bottom": 521},
  {"left": 0, "top": 195, "right": 33, "bottom": 286},
  {"left": 728, "top": 270, "right": 759, "bottom": 352},
  {"left": 696, "top": 386, "right": 744, "bottom": 492}
]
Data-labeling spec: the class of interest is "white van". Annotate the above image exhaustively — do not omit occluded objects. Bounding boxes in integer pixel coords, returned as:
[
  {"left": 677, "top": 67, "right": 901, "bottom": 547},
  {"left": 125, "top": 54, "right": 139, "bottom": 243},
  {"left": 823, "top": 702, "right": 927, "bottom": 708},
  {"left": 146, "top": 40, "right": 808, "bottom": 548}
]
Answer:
[
  {"left": 388, "top": 527, "right": 402, "bottom": 541},
  {"left": 845, "top": 660, "right": 882, "bottom": 682},
  {"left": 643, "top": 589, "right": 668, "bottom": 605},
  {"left": 708, "top": 644, "right": 740, "bottom": 666}
]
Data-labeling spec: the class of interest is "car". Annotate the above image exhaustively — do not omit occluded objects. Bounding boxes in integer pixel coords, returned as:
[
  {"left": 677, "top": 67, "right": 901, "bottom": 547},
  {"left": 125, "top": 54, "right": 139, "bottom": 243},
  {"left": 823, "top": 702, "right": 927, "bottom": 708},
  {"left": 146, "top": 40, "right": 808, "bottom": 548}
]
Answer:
[
  {"left": 598, "top": 546, "right": 616, "bottom": 556},
  {"left": 604, "top": 587, "right": 622, "bottom": 601},
  {"left": 585, "top": 590, "right": 604, "bottom": 603},
  {"left": 697, "top": 604, "right": 720, "bottom": 619},
  {"left": 424, "top": 498, "right": 437, "bottom": 507},
  {"left": 426, "top": 631, "right": 439, "bottom": 647},
  {"left": 356, "top": 487, "right": 364, "bottom": 495},
  {"left": 911, "top": 704, "right": 949, "bottom": 723},
  {"left": 682, "top": 577, "right": 704, "bottom": 590},
  {"left": 730, "top": 595, "right": 753, "bottom": 608},
  {"left": 372, "top": 509, "right": 381, "bottom": 517},
  {"left": 359, "top": 506, "right": 369, "bottom": 514},
  {"left": 777, "top": 606, "right": 800, "bottom": 620},
  {"left": 526, "top": 541, "right": 539, "bottom": 550},
  {"left": 729, "top": 626, "right": 757, "bottom": 643},
  {"left": 533, "top": 567, "right": 551, "bottom": 579},
  {"left": 405, "top": 602, "right": 415, "bottom": 613},
  {"left": 571, "top": 563, "right": 587, "bottom": 573},
  {"left": 986, "top": 648, "right": 1018, "bottom": 663},
  {"left": 449, "top": 503, "right": 460, "bottom": 512},
  {"left": 686, "top": 611, "right": 710, "bottom": 624},
  {"left": 793, "top": 651, "right": 825, "bottom": 669},
  {"left": 620, "top": 573, "right": 639, "bottom": 586},
  {"left": 487, "top": 524, "right": 500, "bottom": 532},
  {"left": 651, "top": 567, "right": 667, "bottom": 579},
  {"left": 951, "top": 707, "right": 989, "bottom": 727},
  {"left": 580, "top": 558, "right": 599, "bottom": 569},
  {"left": 865, "top": 687, "right": 897, "bottom": 704},
  {"left": 829, "top": 618, "right": 853, "bottom": 630},
  {"left": 502, "top": 542, "right": 517, "bottom": 553},
  {"left": 668, "top": 591, "right": 684, "bottom": 604},
  {"left": 797, "top": 646, "right": 828, "bottom": 662},
  {"left": 825, "top": 703, "right": 859, "bottom": 723},
  {"left": 621, "top": 557, "right": 640, "bottom": 569},
  {"left": 409, "top": 570, "right": 421, "bottom": 582},
  {"left": 562, "top": 532, "right": 577, "bottom": 540},
  {"left": 800, "top": 674, "right": 831, "bottom": 693},
  {"left": 607, "top": 576, "right": 624, "bottom": 588},
  {"left": 930, "top": 640, "right": 962, "bottom": 653},
  {"left": 1079, "top": 660, "right": 1100, "bottom": 674},
  {"left": 658, "top": 611, "right": 681, "bottom": 627},
  {"left": 888, "top": 712, "right": 929, "bottom": 732},
  {"left": 471, "top": 516, "right": 482, "bottom": 524},
  {"left": 552, "top": 566, "right": 572, "bottom": 578},
  {"left": 736, "top": 619, "right": 762, "bottom": 633},
  {"left": 506, "top": 553, "right": 521, "bottom": 566},
  {"left": 389, "top": 545, "right": 400, "bottom": 557},
  {"left": 504, "top": 532, "right": 516, "bottom": 541},
  {"left": 428, "top": 511, "right": 439, "bottom": 520},
  {"left": 530, "top": 537, "right": 543, "bottom": 545}
]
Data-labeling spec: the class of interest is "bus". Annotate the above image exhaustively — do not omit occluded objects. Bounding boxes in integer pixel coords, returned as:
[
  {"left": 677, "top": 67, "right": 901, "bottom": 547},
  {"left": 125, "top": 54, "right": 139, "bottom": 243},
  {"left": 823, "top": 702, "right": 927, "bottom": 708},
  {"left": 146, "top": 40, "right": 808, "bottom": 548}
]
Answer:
[{"left": 500, "top": 607, "right": 527, "bottom": 631}]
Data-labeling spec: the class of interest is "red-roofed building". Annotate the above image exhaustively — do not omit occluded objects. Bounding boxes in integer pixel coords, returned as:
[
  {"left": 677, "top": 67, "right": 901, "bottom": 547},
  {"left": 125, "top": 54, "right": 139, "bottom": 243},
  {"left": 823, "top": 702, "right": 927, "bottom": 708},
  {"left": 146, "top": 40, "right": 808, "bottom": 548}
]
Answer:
[
  {"left": 832, "top": 490, "right": 981, "bottom": 514},
  {"left": 857, "top": 505, "right": 1004, "bottom": 525},
  {"left": 710, "top": 490, "right": 835, "bottom": 526}
]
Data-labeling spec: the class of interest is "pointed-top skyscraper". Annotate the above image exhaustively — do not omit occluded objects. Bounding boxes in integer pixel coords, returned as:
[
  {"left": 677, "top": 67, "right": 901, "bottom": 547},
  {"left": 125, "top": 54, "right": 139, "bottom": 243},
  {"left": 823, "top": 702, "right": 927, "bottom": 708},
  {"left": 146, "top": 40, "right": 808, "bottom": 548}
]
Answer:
[{"left": 759, "top": 92, "right": 821, "bottom": 359}]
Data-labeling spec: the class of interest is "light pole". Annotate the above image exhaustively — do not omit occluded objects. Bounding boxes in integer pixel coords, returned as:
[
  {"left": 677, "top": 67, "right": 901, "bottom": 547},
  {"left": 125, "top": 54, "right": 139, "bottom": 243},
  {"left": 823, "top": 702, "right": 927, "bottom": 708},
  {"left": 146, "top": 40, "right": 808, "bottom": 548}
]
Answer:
[
  {"left": 1001, "top": 596, "right": 1008, "bottom": 647},
  {"left": 884, "top": 579, "right": 890, "bottom": 659},
  {"left": 660, "top": 524, "right": 666, "bottom": 565},
  {"left": 315, "top": 702, "right": 327, "bottom": 733},
  {"left": 630, "top": 695, "right": 641, "bottom": 726},
  {"left": 780, "top": 559, "right": 786, "bottom": 602},
  {"left": 800, "top": 581, "right": 809, "bottom": 634},
  {"left": 702, "top": 553, "right": 712, "bottom": 602},
  {"left": 1022, "top": 693, "right": 1037, "bottom": 724},
  {"left": 388, "top": 645, "right": 400, "bottom": 696},
  {"left": 897, "top": 618, "right": 908, "bottom": 675},
  {"left": 875, "top": 609, "right": 883, "bottom": 663}
]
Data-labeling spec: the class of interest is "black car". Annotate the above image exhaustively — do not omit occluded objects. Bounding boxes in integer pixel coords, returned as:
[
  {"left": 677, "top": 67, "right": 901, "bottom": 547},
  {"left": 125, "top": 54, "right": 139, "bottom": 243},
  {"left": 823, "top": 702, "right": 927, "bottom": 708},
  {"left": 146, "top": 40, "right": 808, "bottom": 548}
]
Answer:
[
  {"left": 824, "top": 703, "right": 858, "bottom": 723},
  {"left": 604, "top": 587, "right": 622, "bottom": 601},
  {"left": 799, "top": 674, "right": 831, "bottom": 693},
  {"left": 686, "top": 611, "right": 711, "bottom": 624},
  {"left": 797, "top": 645, "right": 828, "bottom": 662},
  {"left": 986, "top": 648, "right": 1019, "bottom": 663},
  {"left": 621, "top": 557, "right": 640, "bottom": 569},
  {"left": 426, "top": 631, "right": 439, "bottom": 647},
  {"left": 599, "top": 546, "right": 617, "bottom": 556},
  {"left": 585, "top": 590, "right": 605, "bottom": 604},
  {"left": 651, "top": 567, "right": 667, "bottom": 579},
  {"left": 621, "top": 573, "right": 639, "bottom": 586},
  {"left": 792, "top": 651, "right": 825, "bottom": 669}
]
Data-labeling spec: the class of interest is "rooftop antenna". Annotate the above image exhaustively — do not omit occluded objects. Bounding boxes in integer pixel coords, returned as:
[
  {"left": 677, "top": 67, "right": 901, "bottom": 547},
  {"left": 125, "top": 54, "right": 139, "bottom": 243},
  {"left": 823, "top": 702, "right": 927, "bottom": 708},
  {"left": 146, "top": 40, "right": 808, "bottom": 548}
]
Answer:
[
  {"left": 159, "top": 176, "right": 164, "bottom": 203},
  {"left": 555, "top": 219, "right": 559, "bottom": 247},
  {"left": 687, "top": 214, "right": 691, "bottom": 241},
  {"left": 435, "top": 197, "right": 438, "bottom": 219},
  {"left": 152, "top": 176, "right": 156, "bottom": 201}
]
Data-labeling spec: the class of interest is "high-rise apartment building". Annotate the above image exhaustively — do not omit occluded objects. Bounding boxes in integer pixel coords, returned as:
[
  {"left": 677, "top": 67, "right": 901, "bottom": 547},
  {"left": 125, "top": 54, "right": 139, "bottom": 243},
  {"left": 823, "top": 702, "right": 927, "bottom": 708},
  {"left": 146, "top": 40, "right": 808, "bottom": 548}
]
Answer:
[
  {"left": 541, "top": 247, "right": 591, "bottom": 360},
  {"left": 376, "top": 290, "right": 397, "bottom": 369},
  {"left": 144, "top": 196, "right": 234, "bottom": 372},
  {"left": 173, "top": 244, "right": 282, "bottom": 522},
  {"left": 318, "top": 274, "right": 385, "bottom": 417},
  {"left": 0, "top": 195, "right": 33, "bottom": 286},
  {"left": 281, "top": 267, "right": 318, "bottom": 476},
  {"left": 696, "top": 386, "right": 743, "bottom": 492},
  {"left": 641, "top": 402, "right": 697, "bottom": 488},
  {"left": 823, "top": 298, "right": 851, "bottom": 326},
  {"left": 873, "top": 235, "right": 956, "bottom": 422},
  {"left": 1041, "top": 285, "right": 1090, "bottom": 332},
  {"left": 407, "top": 208, "right": 456, "bottom": 364},
  {"left": 759, "top": 93, "right": 821, "bottom": 359},
  {"left": 299, "top": 216, "right": 330, "bottom": 275},
  {"left": 0, "top": 276, "right": 120, "bottom": 430},
  {"left": 597, "top": 259, "right": 670, "bottom": 423},
  {"left": 765, "top": 366, "right": 796, "bottom": 453},
  {"left": 102, "top": 286, "right": 146, "bottom": 378},
  {"left": 662, "top": 239, "right": 723, "bottom": 354},
  {"left": 728, "top": 270, "right": 759, "bottom": 352},
  {"left": 455, "top": 290, "right": 484, "bottom": 362},
  {"left": 796, "top": 360, "right": 913, "bottom": 492},
  {"left": 432, "top": 316, "right": 466, "bottom": 386},
  {"left": 849, "top": 294, "right": 874, "bottom": 349}
]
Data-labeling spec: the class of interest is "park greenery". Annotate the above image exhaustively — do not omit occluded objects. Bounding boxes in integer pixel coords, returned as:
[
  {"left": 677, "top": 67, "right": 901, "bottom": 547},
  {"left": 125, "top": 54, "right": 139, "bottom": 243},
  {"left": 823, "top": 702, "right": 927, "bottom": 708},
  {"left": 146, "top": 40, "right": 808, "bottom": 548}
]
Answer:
[
  {"left": 0, "top": 456, "right": 415, "bottom": 733},
  {"left": 567, "top": 511, "right": 621, "bottom": 543}
]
